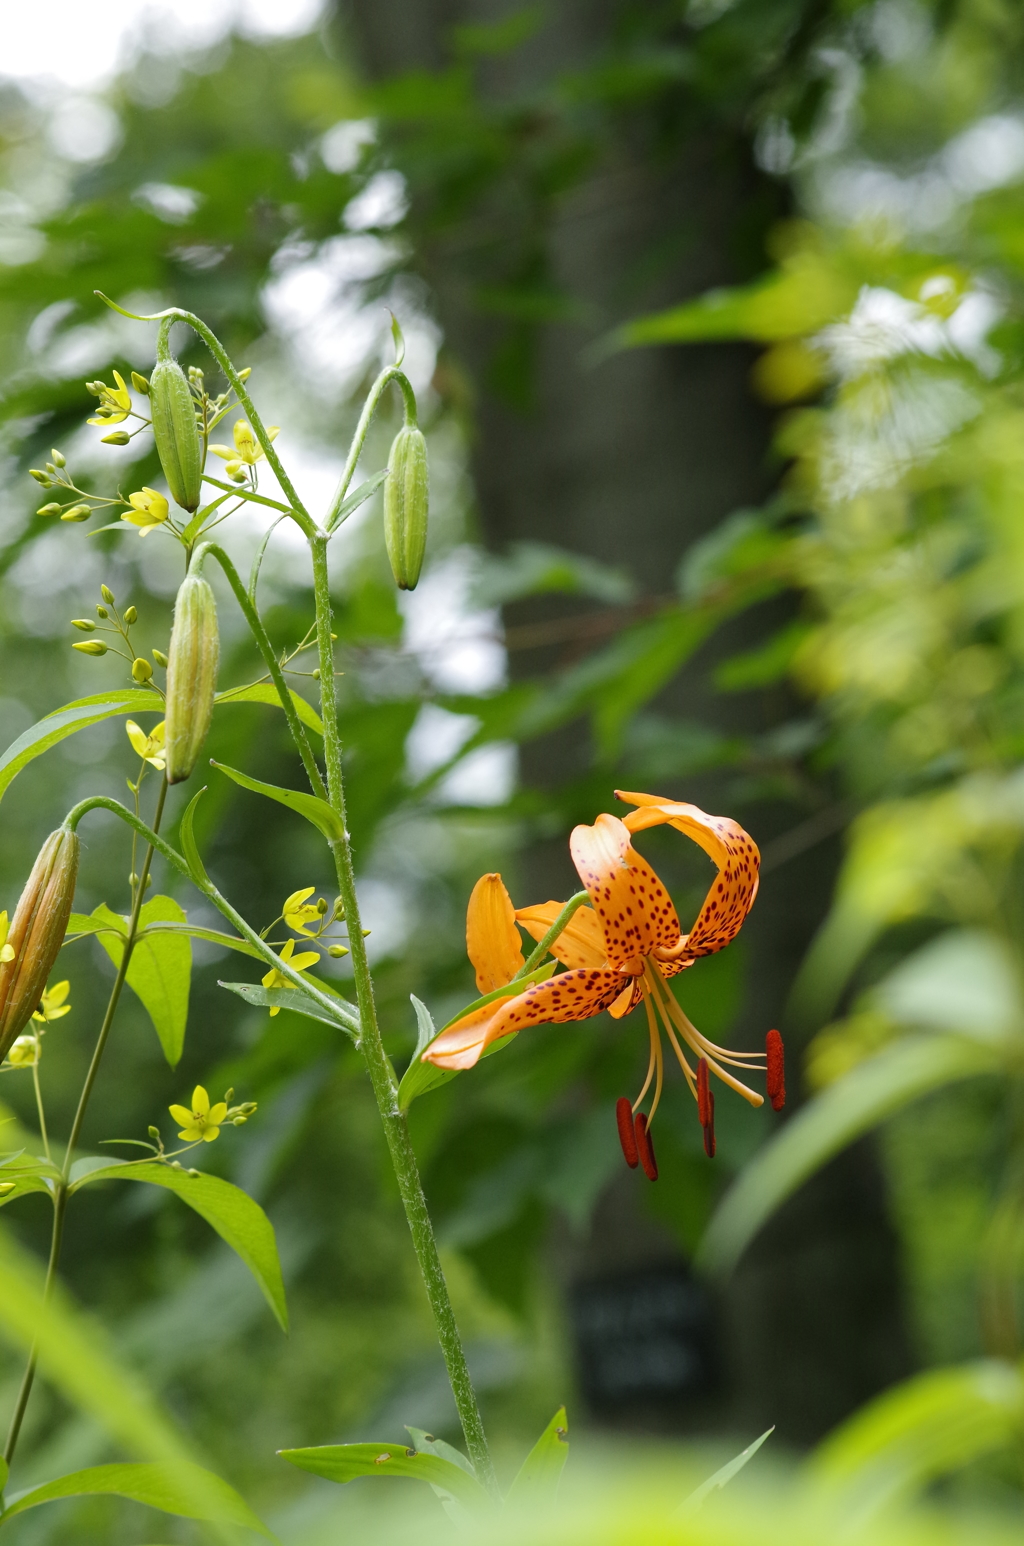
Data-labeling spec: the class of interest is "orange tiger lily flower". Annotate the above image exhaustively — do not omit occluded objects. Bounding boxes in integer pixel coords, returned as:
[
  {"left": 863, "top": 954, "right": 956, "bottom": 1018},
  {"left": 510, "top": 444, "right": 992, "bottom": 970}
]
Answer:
[{"left": 423, "top": 793, "right": 784, "bottom": 1169}]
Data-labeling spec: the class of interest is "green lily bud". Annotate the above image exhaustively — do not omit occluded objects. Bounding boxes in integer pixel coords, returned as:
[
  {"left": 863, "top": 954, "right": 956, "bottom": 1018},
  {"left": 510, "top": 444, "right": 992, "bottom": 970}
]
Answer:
[
  {"left": 164, "top": 572, "right": 219, "bottom": 783},
  {"left": 131, "top": 657, "right": 153, "bottom": 683},
  {"left": 123, "top": 605, "right": 138, "bottom": 625},
  {"left": 0, "top": 827, "right": 79, "bottom": 1061},
  {"left": 71, "top": 619, "right": 96, "bottom": 632},
  {"left": 61, "top": 505, "right": 92, "bottom": 522},
  {"left": 383, "top": 424, "right": 429, "bottom": 591},
  {"left": 150, "top": 323, "right": 204, "bottom": 512},
  {"left": 131, "top": 372, "right": 150, "bottom": 395},
  {"left": 72, "top": 640, "right": 108, "bottom": 656}
]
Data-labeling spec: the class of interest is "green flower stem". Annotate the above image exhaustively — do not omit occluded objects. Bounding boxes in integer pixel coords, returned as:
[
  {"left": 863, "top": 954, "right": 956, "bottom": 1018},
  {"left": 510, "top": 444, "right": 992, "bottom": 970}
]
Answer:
[
  {"left": 189, "top": 542, "right": 327, "bottom": 801},
  {"left": 517, "top": 891, "right": 590, "bottom": 978},
  {"left": 201, "top": 477, "right": 293, "bottom": 517},
  {"left": 309, "top": 535, "right": 499, "bottom": 1497},
  {"left": 4, "top": 777, "right": 169, "bottom": 1468},
  {"left": 324, "top": 366, "right": 416, "bottom": 533}
]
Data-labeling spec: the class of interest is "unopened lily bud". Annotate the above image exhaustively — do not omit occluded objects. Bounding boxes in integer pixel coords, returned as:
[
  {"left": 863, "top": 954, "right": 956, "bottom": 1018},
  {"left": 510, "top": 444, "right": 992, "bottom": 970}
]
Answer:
[
  {"left": 50, "top": 449, "right": 66, "bottom": 467},
  {"left": 36, "top": 504, "right": 62, "bottom": 517},
  {"left": 152, "top": 648, "right": 168, "bottom": 667},
  {"left": 101, "top": 586, "right": 115, "bottom": 604},
  {"left": 61, "top": 506, "right": 92, "bottom": 522},
  {"left": 71, "top": 619, "right": 96, "bottom": 632},
  {"left": 150, "top": 335, "right": 204, "bottom": 512},
  {"left": 123, "top": 605, "right": 138, "bottom": 625},
  {"left": 73, "top": 640, "right": 108, "bottom": 656},
  {"left": 131, "top": 372, "right": 150, "bottom": 395},
  {"left": 101, "top": 431, "right": 131, "bottom": 446},
  {"left": 164, "top": 572, "right": 219, "bottom": 783},
  {"left": 328, "top": 944, "right": 349, "bottom": 958},
  {"left": 29, "top": 469, "right": 51, "bottom": 485},
  {"left": 131, "top": 657, "right": 153, "bottom": 683},
  {"left": 0, "top": 827, "right": 79, "bottom": 1061},
  {"left": 383, "top": 424, "right": 428, "bottom": 591}
]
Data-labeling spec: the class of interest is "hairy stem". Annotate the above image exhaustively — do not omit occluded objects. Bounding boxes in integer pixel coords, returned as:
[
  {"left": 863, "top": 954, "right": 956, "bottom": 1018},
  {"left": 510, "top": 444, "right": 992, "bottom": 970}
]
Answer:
[
  {"left": 309, "top": 535, "right": 498, "bottom": 1495},
  {"left": 4, "top": 778, "right": 168, "bottom": 1468}
]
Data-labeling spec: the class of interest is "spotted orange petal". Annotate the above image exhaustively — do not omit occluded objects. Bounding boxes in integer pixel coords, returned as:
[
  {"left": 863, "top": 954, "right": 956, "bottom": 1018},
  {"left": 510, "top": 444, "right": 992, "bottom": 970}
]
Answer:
[
  {"left": 423, "top": 968, "right": 629, "bottom": 1071},
  {"left": 515, "top": 901, "right": 606, "bottom": 969},
  {"left": 617, "top": 791, "right": 760, "bottom": 962},
  {"left": 466, "top": 872, "right": 524, "bottom": 993},
  {"left": 569, "top": 813, "right": 680, "bottom": 970}
]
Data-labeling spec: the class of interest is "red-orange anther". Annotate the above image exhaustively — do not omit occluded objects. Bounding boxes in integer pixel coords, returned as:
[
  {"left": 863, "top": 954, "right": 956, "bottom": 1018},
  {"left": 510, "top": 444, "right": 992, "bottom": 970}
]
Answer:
[
  {"left": 702, "top": 1089, "right": 716, "bottom": 1159},
  {"left": 697, "top": 1056, "right": 711, "bottom": 1127},
  {"left": 616, "top": 1097, "right": 639, "bottom": 1168},
  {"left": 766, "top": 1028, "right": 785, "bottom": 1111},
  {"left": 634, "top": 1112, "right": 658, "bottom": 1182}
]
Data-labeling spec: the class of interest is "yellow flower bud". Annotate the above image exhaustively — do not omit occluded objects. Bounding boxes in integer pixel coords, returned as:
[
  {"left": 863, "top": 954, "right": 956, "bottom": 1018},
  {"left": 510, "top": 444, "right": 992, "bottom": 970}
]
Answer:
[
  {"left": 71, "top": 619, "right": 96, "bottom": 632},
  {"left": 61, "top": 506, "right": 92, "bottom": 522},
  {"left": 123, "top": 605, "right": 138, "bottom": 625},
  {"left": 72, "top": 640, "right": 108, "bottom": 656},
  {"left": 50, "top": 449, "right": 66, "bottom": 467},
  {"left": 131, "top": 372, "right": 150, "bottom": 395},
  {"left": 152, "top": 648, "right": 168, "bottom": 667},
  {"left": 101, "top": 430, "right": 131, "bottom": 446},
  {"left": 150, "top": 327, "right": 204, "bottom": 512},
  {"left": 383, "top": 424, "right": 429, "bottom": 591},
  {"left": 164, "top": 573, "right": 219, "bottom": 784},
  {"left": 0, "top": 827, "right": 79, "bottom": 1062},
  {"left": 101, "top": 586, "right": 115, "bottom": 604},
  {"left": 36, "top": 504, "right": 62, "bottom": 517},
  {"left": 29, "top": 469, "right": 50, "bottom": 485},
  {"left": 131, "top": 657, "right": 153, "bottom": 683}
]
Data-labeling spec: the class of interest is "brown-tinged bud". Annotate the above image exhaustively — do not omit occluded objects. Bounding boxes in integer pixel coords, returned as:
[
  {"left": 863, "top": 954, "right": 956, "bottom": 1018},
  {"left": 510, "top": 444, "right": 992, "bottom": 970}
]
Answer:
[
  {"left": 72, "top": 640, "right": 107, "bottom": 656},
  {"left": 61, "top": 506, "right": 92, "bottom": 522},
  {"left": 0, "top": 827, "right": 79, "bottom": 1061},
  {"left": 152, "top": 648, "right": 168, "bottom": 667},
  {"left": 123, "top": 605, "right": 138, "bottom": 625},
  {"left": 164, "top": 572, "right": 219, "bottom": 783},
  {"left": 131, "top": 372, "right": 150, "bottom": 395},
  {"left": 150, "top": 328, "right": 204, "bottom": 512},
  {"left": 383, "top": 424, "right": 428, "bottom": 591}
]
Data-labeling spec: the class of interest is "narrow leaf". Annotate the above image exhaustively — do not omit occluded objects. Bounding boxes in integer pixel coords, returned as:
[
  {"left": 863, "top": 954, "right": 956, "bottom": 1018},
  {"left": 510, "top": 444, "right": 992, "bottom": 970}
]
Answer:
[
  {"left": 505, "top": 1407, "right": 569, "bottom": 1503},
  {"left": 139, "top": 922, "right": 264, "bottom": 962},
  {"left": 94, "top": 898, "right": 191, "bottom": 1067},
  {"left": 178, "top": 787, "right": 210, "bottom": 887},
  {"left": 405, "top": 1427, "right": 477, "bottom": 1523},
  {"left": 3, "top": 1461, "right": 272, "bottom": 1536},
  {"left": 214, "top": 682, "right": 323, "bottom": 735},
  {"left": 681, "top": 1428, "right": 774, "bottom": 1512},
  {"left": 278, "top": 1443, "right": 489, "bottom": 1506},
  {"left": 219, "top": 980, "right": 359, "bottom": 1037},
  {"left": 699, "top": 1035, "right": 1001, "bottom": 1277},
  {"left": 70, "top": 1162, "right": 288, "bottom": 1331},
  {"left": 0, "top": 690, "right": 163, "bottom": 807},
  {"left": 410, "top": 995, "right": 437, "bottom": 1059},
  {"left": 212, "top": 762, "right": 345, "bottom": 844},
  {"left": 331, "top": 468, "right": 389, "bottom": 530}
]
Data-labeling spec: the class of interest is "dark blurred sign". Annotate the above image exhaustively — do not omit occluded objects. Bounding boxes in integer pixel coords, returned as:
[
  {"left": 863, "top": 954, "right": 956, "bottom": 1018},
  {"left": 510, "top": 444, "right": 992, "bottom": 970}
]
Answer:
[{"left": 570, "top": 1263, "right": 719, "bottom": 1418}]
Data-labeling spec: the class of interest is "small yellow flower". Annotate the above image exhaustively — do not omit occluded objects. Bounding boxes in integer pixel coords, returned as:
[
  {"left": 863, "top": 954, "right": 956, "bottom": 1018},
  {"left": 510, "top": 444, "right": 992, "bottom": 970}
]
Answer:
[
  {"left": 126, "top": 719, "right": 166, "bottom": 770},
  {"left": 122, "top": 487, "right": 169, "bottom": 536},
  {"left": 210, "top": 419, "right": 279, "bottom": 477},
  {"left": 262, "top": 936, "right": 320, "bottom": 1016},
  {"left": 282, "top": 886, "right": 320, "bottom": 937},
  {"left": 32, "top": 981, "right": 71, "bottom": 1023},
  {"left": 0, "top": 911, "right": 13, "bottom": 965},
  {"left": 169, "top": 1084, "right": 228, "bottom": 1143},
  {"left": 6, "top": 1036, "right": 38, "bottom": 1068},
  {"left": 87, "top": 370, "right": 132, "bottom": 426}
]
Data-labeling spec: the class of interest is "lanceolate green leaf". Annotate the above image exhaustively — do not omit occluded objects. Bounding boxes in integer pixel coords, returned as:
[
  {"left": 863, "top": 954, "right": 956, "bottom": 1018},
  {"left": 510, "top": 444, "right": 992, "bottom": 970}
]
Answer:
[
  {"left": 138, "top": 922, "right": 264, "bottom": 962},
  {"left": 219, "top": 980, "right": 359, "bottom": 1037},
  {"left": 2, "top": 1461, "right": 272, "bottom": 1536},
  {"left": 70, "top": 1162, "right": 288, "bottom": 1331},
  {"left": 211, "top": 762, "right": 345, "bottom": 843},
  {"left": 93, "top": 898, "right": 191, "bottom": 1067},
  {"left": 178, "top": 787, "right": 211, "bottom": 887},
  {"left": 0, "top": 690, "right": 163, "bottom": 807},
  {"left": 505, "top": 1407, "right": 569, "bottom": 1503},
  {"left": 682, "top": 1427, "right": 774, "bottom": 1512},
  {"left": 277, "top": 1442, "right": 489, "bottom": 1506},
  {"left": 213, "top": 681, "right": 323, "bottom": 734},
  {"left": 699, "top": 1035, "right": 1002, "bottom": 1277}
]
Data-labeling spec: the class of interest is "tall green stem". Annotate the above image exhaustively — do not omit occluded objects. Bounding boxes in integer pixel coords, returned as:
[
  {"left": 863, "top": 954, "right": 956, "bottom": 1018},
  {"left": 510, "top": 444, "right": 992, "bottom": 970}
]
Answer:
[
  {"left": 4, "top": 779, "right": 168, "bottom": 1467},
  {"left": 309, "top": 536, "right": 498, "bottom": 1496},
  {"left": 324, "top": 367, "right": 416, "bottom": 532}
]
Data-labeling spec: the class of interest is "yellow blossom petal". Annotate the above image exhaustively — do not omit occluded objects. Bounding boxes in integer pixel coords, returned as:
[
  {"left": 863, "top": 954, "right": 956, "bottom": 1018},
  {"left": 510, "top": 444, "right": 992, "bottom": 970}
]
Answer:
[{"left": 168, "top": 1104, "right": 194, "bottom": 1127}]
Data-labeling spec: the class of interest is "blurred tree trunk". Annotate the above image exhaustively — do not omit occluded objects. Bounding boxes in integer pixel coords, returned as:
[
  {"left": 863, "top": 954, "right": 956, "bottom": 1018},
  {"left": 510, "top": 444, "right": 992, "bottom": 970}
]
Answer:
[{"left": 339, "top": 0, "right": 913, "bottom": 1442}]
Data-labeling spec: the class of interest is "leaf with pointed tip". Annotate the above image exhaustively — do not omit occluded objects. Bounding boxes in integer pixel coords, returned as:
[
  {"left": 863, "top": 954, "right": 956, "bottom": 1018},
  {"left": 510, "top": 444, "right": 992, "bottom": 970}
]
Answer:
[
  {"left": 0, "top": 690, "right": 163, "bottom": 807},
  {"left": 93, "top": 898, "right": 191, "bottom": 1067},
  {"left": 214, "top": 681, "right": 323, "bottom": 734},
  {"left": 505, "top": 1407, "right": 569, "bottom": 1504},
  {"left": 219, "top": 980, "right": 359, "bottom": 1037},
  {"left": 278, "top": 1443, "right": 488, "bottom": 1506},
  {"left": 178, "top": 788, "right": 210, "bottom": 887},
  {"left": 138, "top": 923, "right": 263, "bottom": 962},
  {"left": 69, "top": 1162, "right": 287, "bottom": 1331},
  {"left": 681, "top": 1428, "right": 773, "bottom": 1512},
  {"left": 331, "top": 469, "right": 389, "bottom": 532},
  {"left": 212, "top": 762, "right": 345, "bottom": 844},
  {"left": 2, "top": 1462, "right": 273, "bottom": 1536}
]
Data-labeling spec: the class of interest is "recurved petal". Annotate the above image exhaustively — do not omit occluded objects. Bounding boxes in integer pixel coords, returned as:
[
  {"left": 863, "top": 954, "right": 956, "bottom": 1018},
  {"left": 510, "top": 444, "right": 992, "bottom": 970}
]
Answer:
[
  {"left": 424, "top": 968, "right": 629, "bottom": 1071},
  {"left": 515, "top": 901, "right": 606, "bottom": 969},
  {"left": 466, "top": 873, "right": 524, "bottom": 993},
  {"left": 569, "top": 814, "right": 680, "bottom": 969}
]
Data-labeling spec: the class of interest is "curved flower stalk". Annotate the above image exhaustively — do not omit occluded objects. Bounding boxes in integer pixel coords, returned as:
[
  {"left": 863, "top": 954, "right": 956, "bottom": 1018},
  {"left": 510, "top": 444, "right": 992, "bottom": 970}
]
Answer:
[{"left": 424, "top": 791, "right": 785, "bottom": 1172}]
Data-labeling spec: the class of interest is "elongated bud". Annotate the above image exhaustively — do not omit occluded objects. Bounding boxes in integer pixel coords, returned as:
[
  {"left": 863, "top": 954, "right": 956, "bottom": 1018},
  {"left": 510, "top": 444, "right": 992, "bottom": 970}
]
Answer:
[
  {"left": 131, "top": 372, "right": 150, "bottom": 395},
  {"left": 29, "top": 469, "right": 51, "bottom": 485},
  {"left": 61, "top": 505, "right": 92, "bottom": 522},
  {"left": 101, "top": 430, "right": 131, "bottom": 446},
  {"left": 73, "top": 640, "right": 108, "bottom": 656},
  {"left": 383, "top": 425, "right": 428, "bottom": 591},
  {"left": 150, "top": 325, "right": 203, "bottom": 512},
  {"left": 71, "top": 619, "right": 96, "bottom": 631},
  {"left": 0, "top": 828, "right": 79, "bottom": 1061},
  {"left": 634, "top": 1112, "right": 658, "bottom": 1182},
  {"left": 152, "top": 648, "right": 168, "bottom": 667},
  {"left": 766, "top": 1028, "right": 785, "bottom": 1111},
  {"left": 616, "top": 1097, "right": 638, "bottom": 1168},
  {"left": 50, "top": 449, "right": 66, "bottom": 468},
  {"left": 164, "top": 572, "right": 219, "bottom": 783},
  {"left": 123, "top": 605, "right": 138, "bottom": 625},
  {"left": 36, "top": 504, "right": 62, "bottom": 517},
  {"left": 101, "top": 586, "right": 115, "bottom": 605}
]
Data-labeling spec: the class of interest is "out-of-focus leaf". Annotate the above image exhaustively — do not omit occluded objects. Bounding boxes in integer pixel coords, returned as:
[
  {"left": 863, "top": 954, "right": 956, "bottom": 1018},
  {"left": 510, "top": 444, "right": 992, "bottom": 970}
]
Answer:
[
  {"left": 70, "top": 1162, "right": 287, "bottom": 1331},
  {"left": 0, "top": 690, "right": 163, "bottom": 806},
  {"left": 472, "top": 542, "right": 636, "bottom": 608},
  {"left": 872, "top": 929, "right": 1023, "bottom": 1041},
  {"left": 808, "top": 1361, "right": 1024, "bottom": 1521},
  {"left": 0, "top": 1152, "right": 62, "bottom": 1208},
  {"left": 93, "top": 898, "right": 191, "bottom": 1067},
  {"left": 219, "top": 979, "right": 359, "bottom": 1037},
  {"left": 211, "top": 762, "right": 344, "bottom": 843},
  {"left": 699, "top": 1035, "right": 1004, "bottom": 1276},
  {"left": 404, "top": 1427, "right": 478, "bottom": 1522},
  {"left": 2, "top": 1461, "right": 273, "bottom": 1536},
  {"left": 214, "top": 681, "right": 323, "bottom": 734},
  {"left": 277, "top": 1442, "right": 488, "bottom": 1505},
  {"left": 505, "top": 1407, "right": 569, "bottom": 1503},
  {"left": 682, "top": 1428, "right": 773, "bottom": 1512}
]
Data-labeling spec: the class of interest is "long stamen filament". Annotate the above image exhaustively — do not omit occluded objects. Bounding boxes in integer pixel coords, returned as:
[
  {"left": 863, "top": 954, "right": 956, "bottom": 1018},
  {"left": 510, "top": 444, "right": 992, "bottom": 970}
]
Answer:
[
  {"left": 648, "top": 1013, "right": 665, "bottom": 1125},
  {"left": 648, "top": 966, "right": 764, "bottom": 1108},
  {"left": 633, "top": 991, "right": 659, "bottom": 1114}
]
